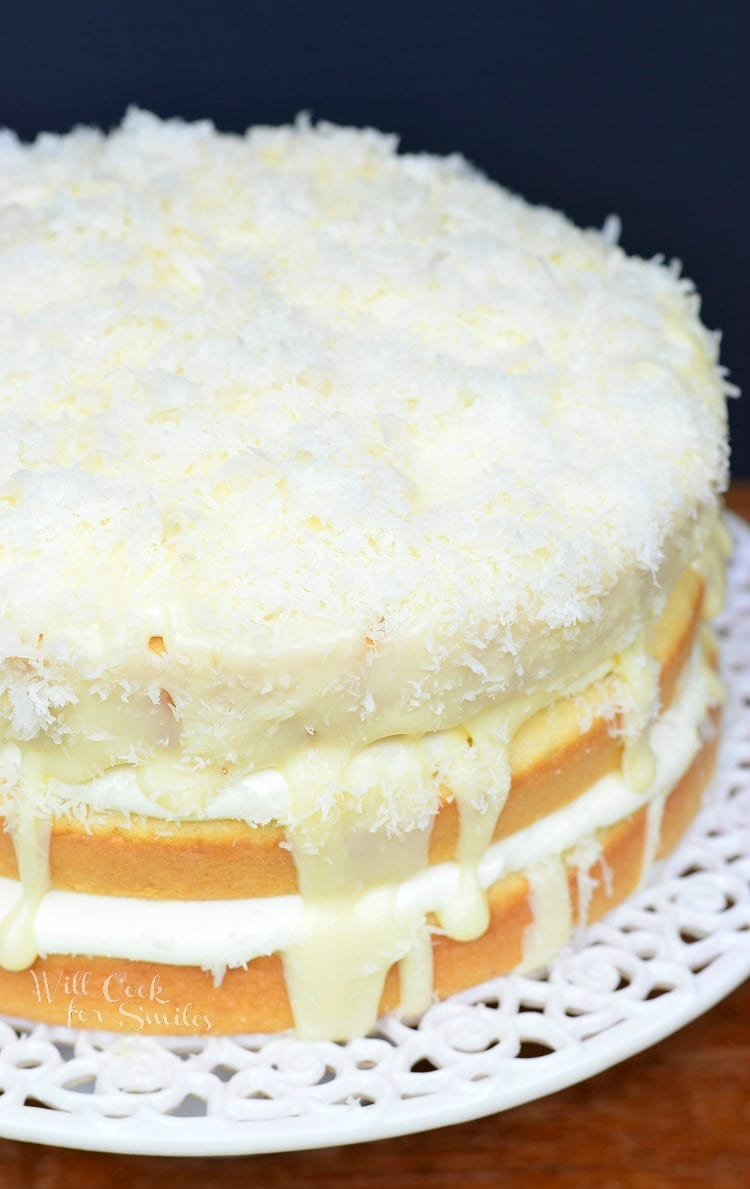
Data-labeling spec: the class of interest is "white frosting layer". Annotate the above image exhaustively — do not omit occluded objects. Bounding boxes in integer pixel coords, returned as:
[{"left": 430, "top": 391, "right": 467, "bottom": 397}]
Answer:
[
  {"left": 0, "top": 111, "right": 730, "bottom": 822},
  {"left": 0, "top": 634, "right": 715, "bottom": 971},
  {"left": 0, "top": 746, "right": 292, "bottom": 826}
]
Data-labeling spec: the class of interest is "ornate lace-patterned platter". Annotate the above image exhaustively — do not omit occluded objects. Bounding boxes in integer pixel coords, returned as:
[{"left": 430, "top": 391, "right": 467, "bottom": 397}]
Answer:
[{"left": 0, "top": 516, "right": 748, "bottom": 1157}]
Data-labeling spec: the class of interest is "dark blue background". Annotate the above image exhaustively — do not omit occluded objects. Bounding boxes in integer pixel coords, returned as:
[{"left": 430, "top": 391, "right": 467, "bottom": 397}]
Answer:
[{"left": 2, "top": 0, "right": 747, "bottom": 473}]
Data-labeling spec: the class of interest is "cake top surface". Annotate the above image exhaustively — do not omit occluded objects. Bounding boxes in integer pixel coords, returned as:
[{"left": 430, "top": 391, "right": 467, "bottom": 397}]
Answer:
[{"left": 0, "top": 109, "right": 731, "bottom": 783}]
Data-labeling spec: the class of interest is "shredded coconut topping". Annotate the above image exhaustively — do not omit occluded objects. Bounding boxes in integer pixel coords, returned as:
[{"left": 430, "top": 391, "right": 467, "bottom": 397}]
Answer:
[{"left": 0, "top": 109, "right": 730, "bottom": 786}]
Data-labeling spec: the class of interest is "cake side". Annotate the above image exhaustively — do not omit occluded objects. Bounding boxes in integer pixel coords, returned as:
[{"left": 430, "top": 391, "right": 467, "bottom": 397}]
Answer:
[{"left": 0, "top": 555, "right": 726, "bottom": 1036}]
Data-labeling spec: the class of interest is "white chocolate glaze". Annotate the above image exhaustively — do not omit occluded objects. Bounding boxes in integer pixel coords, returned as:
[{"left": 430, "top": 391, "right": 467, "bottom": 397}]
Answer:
[
  {"left": 640, "top": 793, "right": 667, "bottom": 888},
  {"left": 520, "top": 857, "right": 572, "bottom": 972},
  {"left": 570, "top": 838, "right": 604, "bottom": 931},
  {"left": 0, "top": 755, "right": 50, "bottom": 971}
]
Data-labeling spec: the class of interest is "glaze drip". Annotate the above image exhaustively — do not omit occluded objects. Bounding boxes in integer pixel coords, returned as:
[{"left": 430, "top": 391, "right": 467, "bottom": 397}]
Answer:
[
  {"left": 520, "top": 857, "right": 572, "bottom": 972},
  {"left": 0, "top": 755, "right": 51, "bottom": 971},
  {"left": 614, "top": 632, "right": 660, "bottom": 794}
]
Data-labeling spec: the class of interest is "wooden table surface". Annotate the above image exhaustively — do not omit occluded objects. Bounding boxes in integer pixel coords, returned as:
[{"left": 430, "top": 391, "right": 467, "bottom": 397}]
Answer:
[{"left": 0, "top": 483, "right": 748, "bottom": 1188}]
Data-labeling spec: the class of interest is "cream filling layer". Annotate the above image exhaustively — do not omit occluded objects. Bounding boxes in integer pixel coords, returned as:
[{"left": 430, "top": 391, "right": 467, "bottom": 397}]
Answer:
[{"left": 0, "top": 633, "right": 716, "bottom": 979}]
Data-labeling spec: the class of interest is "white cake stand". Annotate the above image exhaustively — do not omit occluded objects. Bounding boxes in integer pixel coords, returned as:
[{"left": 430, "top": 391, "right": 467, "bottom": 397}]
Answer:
[{"left": 0, "top": 517, "right": 748, "bottom": 1157}]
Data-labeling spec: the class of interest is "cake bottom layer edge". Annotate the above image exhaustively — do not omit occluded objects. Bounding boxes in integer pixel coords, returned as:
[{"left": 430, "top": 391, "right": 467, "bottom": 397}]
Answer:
[{"left": 0, "top": 709, "right": 720, "bottom": 1037}]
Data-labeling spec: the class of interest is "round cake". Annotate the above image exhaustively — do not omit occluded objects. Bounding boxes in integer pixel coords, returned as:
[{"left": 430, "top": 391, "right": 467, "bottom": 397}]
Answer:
[{"left": 0, "top": 110, "right": 732, "bottom": 1039}]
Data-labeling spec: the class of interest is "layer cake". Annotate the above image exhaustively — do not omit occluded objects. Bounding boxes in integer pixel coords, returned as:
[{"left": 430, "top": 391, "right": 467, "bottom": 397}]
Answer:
[{"left": 0, "top": 111, "right": 733, "bottom": 1038}]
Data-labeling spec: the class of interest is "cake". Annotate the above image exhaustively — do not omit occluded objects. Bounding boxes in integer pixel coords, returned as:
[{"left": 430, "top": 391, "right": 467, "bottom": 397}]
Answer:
[{"left": 0, "top": 110, "right": 732, "bottom": 1040}]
